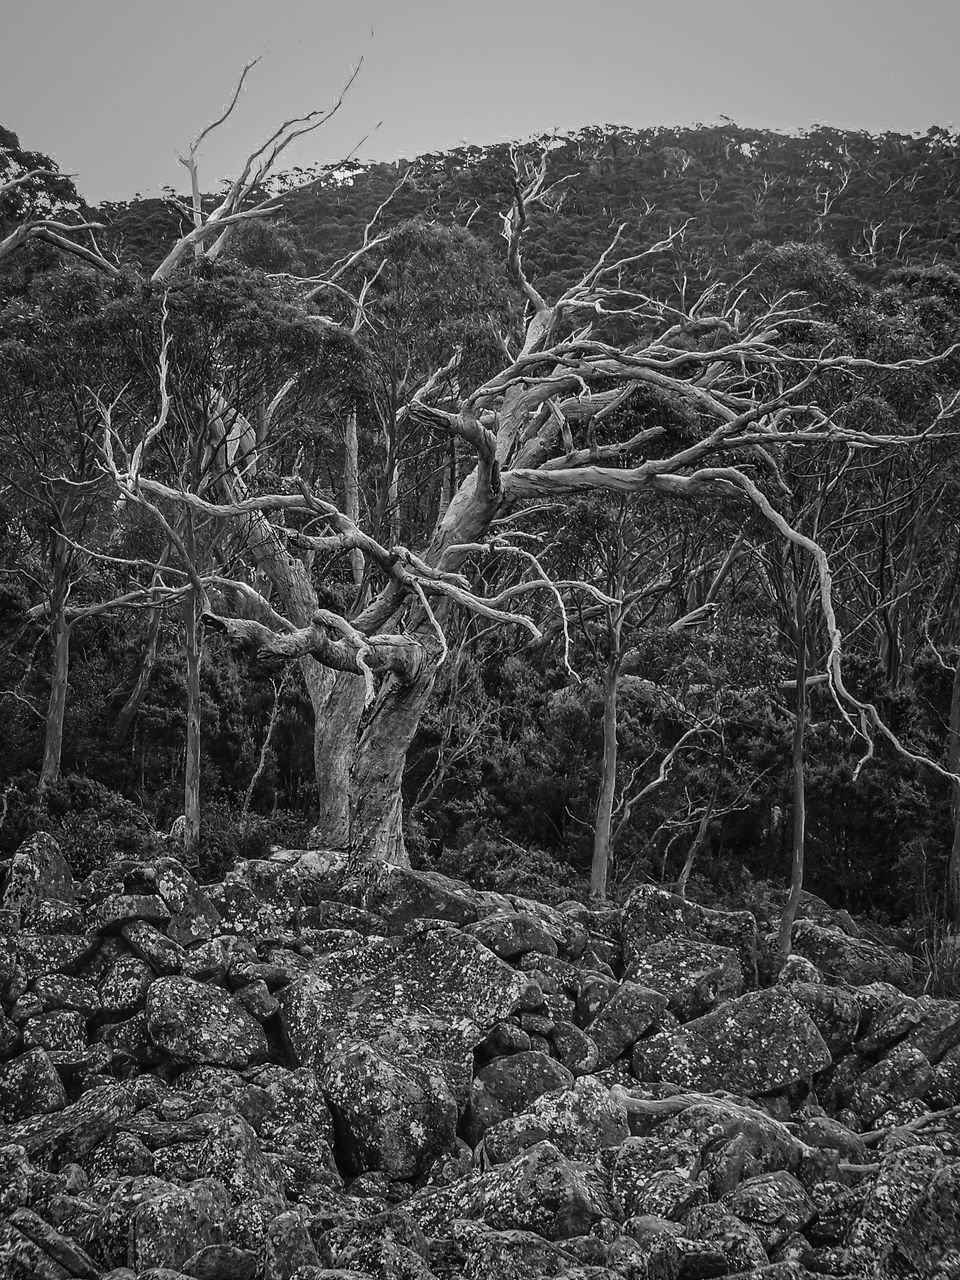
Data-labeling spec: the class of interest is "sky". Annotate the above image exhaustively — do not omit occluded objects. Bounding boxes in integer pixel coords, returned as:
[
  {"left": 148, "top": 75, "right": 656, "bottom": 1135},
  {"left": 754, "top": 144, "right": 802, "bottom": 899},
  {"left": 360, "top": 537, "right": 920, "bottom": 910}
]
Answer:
[{"left": 3, "top": 0, "right": 958, "bottom": 203}]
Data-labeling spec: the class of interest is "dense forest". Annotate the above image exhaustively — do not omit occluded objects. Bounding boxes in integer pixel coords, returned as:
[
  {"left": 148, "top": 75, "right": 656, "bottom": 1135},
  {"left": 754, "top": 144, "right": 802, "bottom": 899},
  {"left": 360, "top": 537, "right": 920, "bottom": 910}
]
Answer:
[{"left": 3, "top": 103, "right": 960, "bottom": 948}]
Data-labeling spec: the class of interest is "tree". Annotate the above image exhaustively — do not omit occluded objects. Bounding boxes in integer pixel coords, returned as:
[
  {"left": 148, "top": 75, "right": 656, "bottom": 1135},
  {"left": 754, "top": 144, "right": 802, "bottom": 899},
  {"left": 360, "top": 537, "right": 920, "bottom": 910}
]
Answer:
[{"left": 5, "top": 76, "right": 960, "bottom": 881}]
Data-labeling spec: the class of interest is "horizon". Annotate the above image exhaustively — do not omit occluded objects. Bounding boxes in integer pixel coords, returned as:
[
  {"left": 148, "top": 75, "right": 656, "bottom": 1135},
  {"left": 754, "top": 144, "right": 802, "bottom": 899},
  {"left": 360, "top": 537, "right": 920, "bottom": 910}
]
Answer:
[{"left": 3, "top": 0, "right": 959, "bottom": 204}]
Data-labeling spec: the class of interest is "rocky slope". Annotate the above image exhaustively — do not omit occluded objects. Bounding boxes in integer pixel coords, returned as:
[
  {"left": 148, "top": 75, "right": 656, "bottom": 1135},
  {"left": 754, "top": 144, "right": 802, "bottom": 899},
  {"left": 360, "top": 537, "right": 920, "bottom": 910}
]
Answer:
[{"left": 1, "top": 832, "right": 958, "bottom": 1279}]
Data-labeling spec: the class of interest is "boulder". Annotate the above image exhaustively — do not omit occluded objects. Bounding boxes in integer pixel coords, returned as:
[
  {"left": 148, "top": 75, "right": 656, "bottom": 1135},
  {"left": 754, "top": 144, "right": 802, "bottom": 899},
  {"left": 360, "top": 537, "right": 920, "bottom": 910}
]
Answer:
[
  {"left": 467, "top": 911, "right": 559, "bottom": 959},
  {"left": 627, "top": 935, "right": 743, "bottom": 1020},
  {"left": 407, "top": 1140, "right": 617, "bottom": 1240},
  {"left": 632, "top": 988, "right": 831, "bottom": 1094},
  {"left": 2, "top": 834, "right": 75, "bottom": 928},
  {"left": 322, "top": 1039, "right": 457, "bottom": 1178},
  {"left": 723, "top": 1171, "right": 816, "bottom": 1252},
  {"left": 622, "top": 884, "right": 758, "bottom": 983},
  {"left": 0, "top": 1047, "right": 66, "bottom": 1121},
  {"left": 790, "top": 920, "right": 912, "bottom": 988},
  {"left": 145, "top": 977, "right": 269, "bottom": 1067},
  {"left": 480, "top": 1075, "right": 629, "bottom": 1163},
  {"left": 278, "top": 927, "right": 525, "bottom": 1074},
  {"left": 589, "top": 981, "right": 670, "bottom": 1071}
]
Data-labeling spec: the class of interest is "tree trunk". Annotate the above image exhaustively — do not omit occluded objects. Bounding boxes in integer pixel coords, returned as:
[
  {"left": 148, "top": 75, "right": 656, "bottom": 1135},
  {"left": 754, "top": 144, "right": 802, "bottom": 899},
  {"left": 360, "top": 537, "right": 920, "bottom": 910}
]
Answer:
[
  {"left": 350, "top": 664, "right": 436, "bottom": 865},
  {"left": 308, "top": 670, "right": 366, "bottom": 850},
  {"left": 38, "top": 536, "right": 72, "bottom": 798},
  {"left": 343, "top": 408, "right": 364, "bottom": 593},
  {"left": 182, "top": 582, "right": 202, "bottom": 859},
  {"left": 946, "top": 652, "right": 960, "bottom": 932},
  {"left": 777, "top": 585, "right": 808, "bottom": 967},
  {"left": 591, "top": 653, "right": 619, "bottom": 899},
  {"left": 114, "top": 577, "right": 165, "bottom": 743}
]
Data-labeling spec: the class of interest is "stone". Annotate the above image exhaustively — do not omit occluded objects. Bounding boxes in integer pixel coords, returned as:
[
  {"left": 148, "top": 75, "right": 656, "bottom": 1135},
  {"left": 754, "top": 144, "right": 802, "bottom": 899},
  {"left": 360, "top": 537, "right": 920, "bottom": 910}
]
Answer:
[
  {"left": 480, "top": 1075, "right": 629, "bottom": 1164},
  {"left": 632, "top": 988, "right": 831, "bottom": 1094},
  {"left": 622, "top": 883, "right": 758, "bottom": 983},
  {"left": 154, "top": 858, "right": 222, "bottom": 946},
  {"left": 784, "top": 980, "right": 860, "bottom": 1056},
  {"left": 2, "top": 1081, "right": 133, "bottom": 1167},
  {"left": 723, "top": 1171, "right": 815, "bottom": 1252},
  {"left": 550, "top": 1021, "right": 599, "bottom": 1076},
  {"left": 262, "top": 1207, "right": 320, "bottom": 1280},
  {"left": 610, "top": 1132, "right": 704, "bottom": 1219},
  {"left": 407, "top": 1140, "right": 616, "bottom": 1240},
  {"left": 91, "top": 893, "right": 171, "bottom": 934},
  {"left": 880, "top": 1160, "right": 960, "bottom": 1278},
  {"left": 23, "top": 1010, "right": 88, "bottom": 1063},
  {"left": 845, "top": 1144, "right": 946, "bottom": 1270},
  {"left": 0, "top": 1047, "right": 66, "bottom": 1121},
  {"left": 851, "top": 1045, "right": 933, "bottom": 1126},
  {"left": 145, "top": 977, "right": 269, "bottom": 1067},
  {"left": 30, "top": 974, "right": 99, "bottom": 1015},
  {"left": 790, "top": 920, "right": 912, "bottom": 988},
  {"left": 278, "top": 926, "right": 525, "bottom": 1075},
  {"left": 182, "top": 1244, "right": 258, "bottom": 1280},
  {"left": 686, "top": 1202, "right": 770, "bottom": 1273},
  {"left": 2, "top": 834, "right": 75, "bottom": 927},
  {"left": 362, "top": 864, "right": 482, "bottom": 930},
  {"left": 99, "top": 954, "right": 154, "bottom": 1016},
  {"left": 467, "top": 911, "right": 559, "bottom": 960},
  {"left": 15, "top": 932, "right": 95, "bottom": 978},
  {"left": 5, "top": 1208, "right": 100, "bottom": 1280},
  {"left": 627, "top": 935, "right": 743, "bottom": 1020},
  {"left": 475, "top": 1051, "right": 573, "bottom": 1119},
  {"left": 122, "top": 920, "right": 186, "bottom": 974},
  {"left": 587, "top": 981, "right": 669, "bottom": 1067},
  {"left": 128, "top": 1178, "right": 230, "bottom": 1274},
  {"left": 322, "top": 1039, "right": 457, "bottom": 1179}
]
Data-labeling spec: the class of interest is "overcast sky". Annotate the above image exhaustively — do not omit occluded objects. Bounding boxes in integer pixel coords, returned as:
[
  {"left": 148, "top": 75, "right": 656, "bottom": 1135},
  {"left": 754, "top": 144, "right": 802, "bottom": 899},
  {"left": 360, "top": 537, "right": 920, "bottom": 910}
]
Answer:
[{"left": 3, "top": 0, "right": 958, "bottom": 202}]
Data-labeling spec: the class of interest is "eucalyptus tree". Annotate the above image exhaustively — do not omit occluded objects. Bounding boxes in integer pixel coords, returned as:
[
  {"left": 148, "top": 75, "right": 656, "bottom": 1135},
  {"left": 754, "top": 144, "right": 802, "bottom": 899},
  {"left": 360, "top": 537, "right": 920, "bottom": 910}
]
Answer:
[{"left": 5, "top": 70, "right": 960, "bottom": 879}]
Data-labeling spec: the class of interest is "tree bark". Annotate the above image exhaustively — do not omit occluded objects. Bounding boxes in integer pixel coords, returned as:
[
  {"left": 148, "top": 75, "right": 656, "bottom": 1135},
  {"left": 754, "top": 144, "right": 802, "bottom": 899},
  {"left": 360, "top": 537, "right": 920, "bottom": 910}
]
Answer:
[
  {"left": 591, "top": 653, "right": 619, "bottom": 899},
  {"left": 777, "top": 580, "right": 808, "bottom": 966},
  {"left": 38, "top": 534, "right": 72, "bottom": 798},
  {"left": 343, "top": 408, "right": 364, "bottom": 593},
  {"left": 946, "top": 652, "right": 960, "bottom": 932},
  {"left": 114, "top": 563, "right": 167, "bottom": 743},
  {"left": 182, "top": 581, "right": 202, "bottom": 859}
]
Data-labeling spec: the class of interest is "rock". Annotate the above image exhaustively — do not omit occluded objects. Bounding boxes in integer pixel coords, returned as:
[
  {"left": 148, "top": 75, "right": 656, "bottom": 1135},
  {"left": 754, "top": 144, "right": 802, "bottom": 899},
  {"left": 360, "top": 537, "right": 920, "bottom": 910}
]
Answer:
[
  {"left": 128, "top": 1178, "right": 230, "bottom": 1273},
  {"left": 610, "top": 1132, "right": 704, "bottom": 1220},
  {"left": 2, "top": 1081, "right": 133, "bottom": 1167},
  {"left": 475, "top": 1051, "right": 573, "bottom": 1119},
  {"left": 0, "top": 1047, "right": 66, "bottom": 1120},
  {"left": 91, "top": 893, "right": 171, "bottom": 934},
  {"left": 457, "top": 1228, "right": 579, "bottom": 1279},
  {"left": 15, "top": 932, "right": 95, "bottom": 978},
  {"left": 478, "top": 1019, "right": 531, "bottom": 1057},
  {"left": 880, "top": 1160, "right": 960, "bottom": 1278},
  {"left": 784, "top": 981, "right": 860, "bottom": 1056},
  {"left": 23, "top": 1009, "right": 88, "bottom": 1064},
  {"left": 723, "top": 1172, "right": 815, "bottom": 1252},
  {"left": 122, "top": 920, "right": 186, "bottom": 974},
  {"left": 2, "top": 834, "right": 75, "bottom": 927},
  {"left": 5, "top": 1207, "right": 100, "bottom": 1279},
  {"left": 323, "top": 1039, "right": 457, "bottom": 1178},
  {"left": 99, "top": 954, "right": 154, "bottom": 1016},
  {"left": 790, "top": 920, "right": 912, "bottom": 988},
  {"left": 550, "top": 1021, "right": 599, "bottom": 1076},
  {"left": 480, "top": 1075, "right": 629, "bottom": 1163},
  {"left": 361, "top": 864, "right": 482, "bottom": 930},
  {"left": 145, "top": 977, "right": 269, "bottom": 1067},
  {"left": 627, "top": 936, "right": 743, "bottom": 1020},
  {"left": 622, "top": 884, "right": 758, "bottom": 983},
  {"left": 851, "top": 1045, "right": 933, "bottom": 1126},
  {"left": 686, "top": 1202, "right": 770, "bottom": 1273},
  {"left": 845, "top": 1144, "right": 946, "bottom": 1270},
  {"left": 263, "top": 1207, "right": 320, "bottom": 1280},
  {"left": 587, "top": 981, "right": 669, "bottom": 1067},
  {"left": 467, "top": 911, "right": 559, "bottom": 959},
  {"left": 632, "top": 988, "right": 831, "bottom": 1094},
  {"left": 182, "top": 1243, "right": 258, "bottom": 1279},
  {"left": 154, "top": 858, "right": 222, "bottom": 946},
  {"left": 30, "top": 974, "right": 99, "bottom": 1015},
  {"left": 278, "top": 927, "right": 525, "bottom": 1075},
  {"left": 407, "top": 1140, "right": 616, "bottom": 1240}
]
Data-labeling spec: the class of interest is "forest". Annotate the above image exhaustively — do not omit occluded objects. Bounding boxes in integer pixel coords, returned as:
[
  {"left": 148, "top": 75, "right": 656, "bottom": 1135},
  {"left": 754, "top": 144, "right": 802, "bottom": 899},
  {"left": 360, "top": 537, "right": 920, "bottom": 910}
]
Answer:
[{"left": 3, "top": 89, "right": 960, "bottom": 954}]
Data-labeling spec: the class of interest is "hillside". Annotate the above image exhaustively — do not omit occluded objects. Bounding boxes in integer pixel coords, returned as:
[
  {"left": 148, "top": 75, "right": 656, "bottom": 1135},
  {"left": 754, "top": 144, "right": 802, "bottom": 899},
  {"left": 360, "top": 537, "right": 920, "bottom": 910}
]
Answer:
[{"left": 1, "top": 831, "right": 959, "bottom": 1278}]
